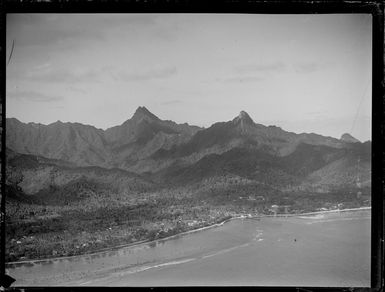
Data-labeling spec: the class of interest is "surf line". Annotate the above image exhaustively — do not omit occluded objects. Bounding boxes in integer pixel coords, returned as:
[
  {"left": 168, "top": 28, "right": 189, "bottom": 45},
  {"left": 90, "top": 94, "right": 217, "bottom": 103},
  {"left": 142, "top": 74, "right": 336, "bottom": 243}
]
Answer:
[
  {"left": 6, "top": 216, "right": 235, "bottom": 267},
  {"left": 79, "top": 257, "right": 198, "bottom": 285},
  {"left": 254, "top": 206, "right": 371, "bottom": 219},
  {"left": 86, "top": 242, "right": 254, "bottom": 285}
]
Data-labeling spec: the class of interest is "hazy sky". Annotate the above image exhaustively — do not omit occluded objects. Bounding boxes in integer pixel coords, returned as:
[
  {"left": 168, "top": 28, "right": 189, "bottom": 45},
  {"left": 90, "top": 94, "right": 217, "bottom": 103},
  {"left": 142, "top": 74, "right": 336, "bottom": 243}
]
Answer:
[{"left": 6, "top": 14, "right": 372, "bottom": 141}]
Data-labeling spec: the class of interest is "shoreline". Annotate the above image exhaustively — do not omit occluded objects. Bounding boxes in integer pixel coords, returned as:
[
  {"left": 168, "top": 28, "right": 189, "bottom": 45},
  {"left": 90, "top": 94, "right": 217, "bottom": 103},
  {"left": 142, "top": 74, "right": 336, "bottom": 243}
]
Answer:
[
  {"left": 254, "top": 206, "right": 372, "bottom": 218},
  {"left": 6, "top": 206, "right": 371, "bottom": 267}
]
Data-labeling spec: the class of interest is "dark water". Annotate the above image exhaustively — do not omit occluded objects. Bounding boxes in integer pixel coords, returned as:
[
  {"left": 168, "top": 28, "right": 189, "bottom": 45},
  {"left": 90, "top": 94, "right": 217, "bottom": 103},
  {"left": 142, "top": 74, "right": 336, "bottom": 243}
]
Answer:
[{"left": 7, "top": 210, "right": 371, "bottom": 287}]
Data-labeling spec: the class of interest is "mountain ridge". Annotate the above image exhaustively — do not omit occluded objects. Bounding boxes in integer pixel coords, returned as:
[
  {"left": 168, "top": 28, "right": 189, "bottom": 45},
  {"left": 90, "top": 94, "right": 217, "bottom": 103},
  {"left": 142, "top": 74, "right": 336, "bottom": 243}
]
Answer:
[
  {"left": 7, "top": 107, "right": 202, "bottom": 170},
  {"left": 7, "top": 108, "right": 370, "bottom": 179}
]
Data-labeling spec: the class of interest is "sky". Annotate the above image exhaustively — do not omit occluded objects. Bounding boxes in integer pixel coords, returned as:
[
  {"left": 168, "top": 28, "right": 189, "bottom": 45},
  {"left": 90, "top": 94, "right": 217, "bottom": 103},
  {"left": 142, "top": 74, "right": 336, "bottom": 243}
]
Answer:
[{"left": 6, "top": 14, "right": 372, "bottom": 141}]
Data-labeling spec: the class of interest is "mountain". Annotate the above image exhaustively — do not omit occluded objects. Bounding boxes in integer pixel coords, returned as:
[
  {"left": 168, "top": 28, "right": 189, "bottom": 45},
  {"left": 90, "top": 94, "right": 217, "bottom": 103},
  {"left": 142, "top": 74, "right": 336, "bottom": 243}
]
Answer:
[
  {"left": 6, "top": 107, "right": 202, "bottom": 171},
  {"left": 151, "top": 111, "right": 346, "bottom": 167},
  {"left": 6, "top": 149, "right": 155, "bottom": 205},
  {"left": 146, "top": 111, "right": 370, "bottom": 190},
  {"left": 6, "top": 118, "right": 110, "bottom": 167},
  {"left": 104, "top": 106, "right": 202, "bottom": 171},
  {"left": 304, "top": 141, "right": 371, "bottom": 188},
  {"left": 7, "top": 109, "right": 371, "bottom": 192},
  {"left": 154, "top": 141, "right": 369, "bottom": 191},
  {"left": 340, "top": 133, "right": 361, "bottom": 143}
]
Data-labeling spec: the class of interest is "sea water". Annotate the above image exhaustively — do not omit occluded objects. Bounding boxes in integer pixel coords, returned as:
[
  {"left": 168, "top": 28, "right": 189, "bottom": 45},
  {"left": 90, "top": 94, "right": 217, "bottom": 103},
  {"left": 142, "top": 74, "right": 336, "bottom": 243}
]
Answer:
[{"left": 7, "top": 210, "right": 371, "bottom": 287}]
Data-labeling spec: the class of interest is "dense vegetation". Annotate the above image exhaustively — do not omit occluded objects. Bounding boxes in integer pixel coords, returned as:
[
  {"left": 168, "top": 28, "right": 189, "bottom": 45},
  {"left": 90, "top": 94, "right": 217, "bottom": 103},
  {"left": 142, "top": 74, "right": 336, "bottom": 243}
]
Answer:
[{"left": 5, "top": 176, "right": 370, "bottom": 262}]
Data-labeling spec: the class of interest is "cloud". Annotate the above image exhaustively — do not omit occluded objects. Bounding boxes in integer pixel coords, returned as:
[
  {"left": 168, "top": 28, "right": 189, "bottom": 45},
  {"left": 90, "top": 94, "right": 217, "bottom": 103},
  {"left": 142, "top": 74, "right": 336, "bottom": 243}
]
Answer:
[
  {"left": 7, "top": 14, "right": 104, "bottom": 50},
  {"left": 223, "top": 76, "right": 263, "bottom": 84},
  {"left": 206, "top": 76, "right": 263, "bottom": 84},
  {"left": 234, "top": 62, "right": 286, "bottom": 74},
  {"left": 294, "top": 62, "right": 320, "bottom": 73},
  {"left": 7, "top": 14, "right": 171, "bottom": 53},
  {"left": 66, "top": 86, "right": 87, "bottom": 94},
  {"left": 7, "top": 90, "right": 63, "bottom": 102},
  {"left": 33, "top": 63, "right": 51, "bottom": 70},
  {"left": 100, "top": 14, "right": 181, "bottom": 42},
  {"left": 119, "top": 66, "right": 177, "bottom": 81},
  {"left": 21, "top": 66, "right": 100, "bottom": 84},
  {"left": 96, "top": 14, "right": 157, "bottom": 27}
]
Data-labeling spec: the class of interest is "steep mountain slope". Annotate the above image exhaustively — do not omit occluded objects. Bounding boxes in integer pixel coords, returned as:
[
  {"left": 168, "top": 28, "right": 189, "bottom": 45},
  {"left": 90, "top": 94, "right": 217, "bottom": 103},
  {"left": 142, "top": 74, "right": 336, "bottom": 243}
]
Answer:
[
  {"left": 104, "top": 107, "right": 202, "bottom": 171},
  {"left": 152, "top": 111, "right": 345, "bottom": 161},
  {"left": 7, "top": 108, "right": 370, "bottom": 191},
  {"left": 6, "top": 107, "right": 202, "bottom": 170},
  {"left": 304, "top": 141, "right": 371, "bottom": 188},
  {"left": 153, "top": 140, "right": 370, "bottom": 192},
  {"left": 6, "top": 150, "right": 155, "bottom": 205},
  {"left": 147, "top": 111, "right": 370, "bottom": 190},
  {"left": 147, "top": 111, "right": 358, "bottom": 177},
  {"left": 6, "top": 118, "right": 110, "bottom": 167}
]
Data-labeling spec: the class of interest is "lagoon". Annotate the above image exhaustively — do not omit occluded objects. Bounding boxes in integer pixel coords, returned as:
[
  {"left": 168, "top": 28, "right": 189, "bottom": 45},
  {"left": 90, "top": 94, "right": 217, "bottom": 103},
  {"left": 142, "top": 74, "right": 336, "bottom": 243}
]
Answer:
[{"left": 7, "top": 209, "right": 371, "bottom": 287}]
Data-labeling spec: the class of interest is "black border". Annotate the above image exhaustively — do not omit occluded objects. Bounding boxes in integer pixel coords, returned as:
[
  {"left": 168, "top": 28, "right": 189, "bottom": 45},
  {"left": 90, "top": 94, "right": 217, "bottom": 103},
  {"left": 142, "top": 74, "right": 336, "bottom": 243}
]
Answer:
[
  {"left": 0, "top": 0, "right": 6, "bottom": 283},
  {"left": 0, "top": 1, "right": 383, "bottom": 291}
]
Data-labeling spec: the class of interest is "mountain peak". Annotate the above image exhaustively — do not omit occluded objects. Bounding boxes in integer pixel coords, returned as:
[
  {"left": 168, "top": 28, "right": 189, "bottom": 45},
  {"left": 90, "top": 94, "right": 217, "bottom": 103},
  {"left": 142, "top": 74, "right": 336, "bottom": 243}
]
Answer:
[
  {"left": 239, "top": 110, "right": 248, "bottom": 118},
  {"left": 233, "top": 110, "right": 254, "bottom": 125},
  {"left": 132, "top": 106, "right": 159, "bottom": 121},
  {"left": 340, "top": 133, "right": 360, "bottom": 143}
]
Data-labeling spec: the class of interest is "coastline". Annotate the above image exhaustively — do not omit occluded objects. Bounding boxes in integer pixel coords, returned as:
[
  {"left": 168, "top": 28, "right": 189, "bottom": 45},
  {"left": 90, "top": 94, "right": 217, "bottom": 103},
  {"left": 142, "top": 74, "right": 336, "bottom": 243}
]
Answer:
[
  {"left": 254, "top": 206, "right": 372, "bottom": 218},
  {"left": 6, "top": 206, "right": 371, "bottom": 267},
  {"left": 6, "top": 218, "right": 234, "bottom": 267}
]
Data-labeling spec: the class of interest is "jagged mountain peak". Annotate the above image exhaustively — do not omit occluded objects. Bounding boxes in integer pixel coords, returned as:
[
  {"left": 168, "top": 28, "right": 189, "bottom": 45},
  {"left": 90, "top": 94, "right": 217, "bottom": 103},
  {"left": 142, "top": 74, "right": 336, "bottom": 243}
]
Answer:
[
  {"left": 340, "top": 133, "right": 360, "bottom": 143},
  {"left": 132, "top": 106, "right": 159, "bottom": 121},
  {"left": 232, "top": 110, "right": 254, "bottom": 126},
  {"left": 239, "top": 110, "right": 252, "bottom": 120}
]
